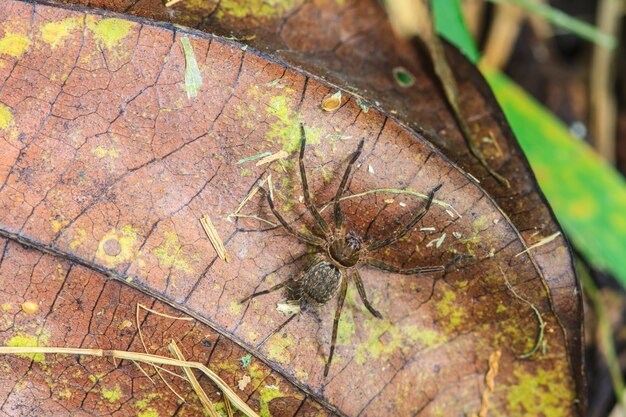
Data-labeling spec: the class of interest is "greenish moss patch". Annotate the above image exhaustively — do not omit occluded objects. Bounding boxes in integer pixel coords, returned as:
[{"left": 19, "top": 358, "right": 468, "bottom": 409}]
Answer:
[
  {"left": 505, "top": 363, "right": 575, "bottom": 417},
  {"left": 6, "top": 333, "right": 48, "bottom": 364},
  {"left": 87, "top": 17, "right": 134, "bottom": 51},
  {"left": 101, "top": 384, "right": 123, "bottom": 403},
  {"left": 258, "top": 384, "right": 286, "bottom": 417}
]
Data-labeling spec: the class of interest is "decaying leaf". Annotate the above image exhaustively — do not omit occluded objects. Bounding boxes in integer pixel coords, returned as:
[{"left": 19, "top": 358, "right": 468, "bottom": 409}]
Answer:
[{"left": 0, "top": 1, "right": 582, "bottom": 416}]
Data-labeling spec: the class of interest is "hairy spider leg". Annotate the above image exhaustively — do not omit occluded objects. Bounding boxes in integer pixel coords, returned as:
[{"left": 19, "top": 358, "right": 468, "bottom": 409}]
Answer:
[
  {"left": 298, "top": 123, "right": 331, "bottom": 236},
  {"left": 367, "top": 184, "right": 442, "bottom": 252},
  {"left": 324, "top": 275, "right": 348, "bottom": 377},
  {"left": 352, "top": 268, "right": 382, "bottom": 319},
  {"left": 239, "top": 280, "right": 291, "bottom": 304},
  {"left": 332, "top": 139, "right": 365, "bottom": 229},
  {"left": 259, "top": 187, "right": 326, "bottom": 247},
  {"left": 365, "top": 258, "right": 445, "bottom": 274}
]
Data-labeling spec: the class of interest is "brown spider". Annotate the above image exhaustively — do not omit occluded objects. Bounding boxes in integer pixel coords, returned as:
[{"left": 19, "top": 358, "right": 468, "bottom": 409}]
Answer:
[{"left": 241, "top": 124, "right": 444, "bottom": 377}]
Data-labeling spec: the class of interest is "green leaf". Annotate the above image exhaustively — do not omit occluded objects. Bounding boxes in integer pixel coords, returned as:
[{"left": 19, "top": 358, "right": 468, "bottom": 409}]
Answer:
[
  {"left": 485, "top": 70, "right": 626, "bottom": 284},
  {"left": 486, "top": 0, "right": 617, "bottom": 49},
  {"left": 433, "top": 2, "right": 626, "bottom": 285},
  {"left": 431, "top": 0, "right": 480, "bottom": 63}
]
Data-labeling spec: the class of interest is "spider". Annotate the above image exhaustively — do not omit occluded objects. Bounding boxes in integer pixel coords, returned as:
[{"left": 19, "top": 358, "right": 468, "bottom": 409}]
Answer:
[{"left": 241, "top": 124, "right": 444, "bottom": 377}]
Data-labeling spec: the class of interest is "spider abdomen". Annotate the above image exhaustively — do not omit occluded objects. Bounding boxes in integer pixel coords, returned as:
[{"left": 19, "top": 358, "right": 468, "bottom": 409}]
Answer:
[{"left": 301, "top": 261, "right": 342, "bottom": 304}]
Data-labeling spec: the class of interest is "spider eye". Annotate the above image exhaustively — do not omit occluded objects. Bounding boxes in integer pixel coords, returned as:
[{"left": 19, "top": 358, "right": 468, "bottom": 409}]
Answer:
[{"left": 345, "top": 231, "right": 362, "bottom": 250}]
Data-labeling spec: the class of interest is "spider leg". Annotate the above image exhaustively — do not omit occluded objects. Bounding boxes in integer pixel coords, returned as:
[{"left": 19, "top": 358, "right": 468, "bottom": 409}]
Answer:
[
  {"left": 298, "top": 123, "right": 331, "bottom": 236},
  {"left": 240, "top": 280, "right": 290, "bottom": 304},
  {"left": 332, "top": 139, "right": 364, "bottom": 228},
  {"left": 259, "top": 186, "right": 326, "bottom": 247},
  {"left": 366, "top": 258, "right": 445, "bottom": 274},
  {"left": 367, "top": 184, "right": 441, "bottom": 252},
  {"left": 352, "top": 268, "right": 382, "bottom": 319},
  {"left": 324, "top": 275, "right": 348, "bottom": 377}
]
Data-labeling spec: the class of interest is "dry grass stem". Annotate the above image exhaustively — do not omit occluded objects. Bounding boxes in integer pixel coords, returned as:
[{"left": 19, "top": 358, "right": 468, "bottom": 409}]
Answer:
[
  {"left": 231, "top": 176, "right": 269, "bottom": 217},
  {"left": 136, "top": 304, "right": 186, "bottom": 401},
  {"left": 0, "top": 346, "right": 260, "bottom": 417},
  {"left": 169, "top": 340, "right": 220, "bottom": 417},
  {"left": 256, "top": 150, "right": 289, "bottom": 166},
  {"left": 515, "top": 231, "right": 561, "bottom": 257},
  {"left": 200, "top": 215, "right": 231, "bottom": 262}
]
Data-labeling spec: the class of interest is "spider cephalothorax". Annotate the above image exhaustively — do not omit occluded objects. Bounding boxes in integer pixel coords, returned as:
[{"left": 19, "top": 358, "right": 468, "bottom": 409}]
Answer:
[{"left": 241, "top": 124, "right": 444, "bottom": 377}]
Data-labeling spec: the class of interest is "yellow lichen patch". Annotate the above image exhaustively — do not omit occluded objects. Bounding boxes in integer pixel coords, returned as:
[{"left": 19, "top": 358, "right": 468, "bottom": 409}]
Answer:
[
  {"left": 216, "top": 0, "right": 298, "bottom": 20},
  {"left": 505, "top": 363, "right": 575, "bottom": 417},
  {"left": 0, "top": 103, "right": 14, "bottom": 130},
  {"left": 101, "top": 384, "right": 123, "bottom": 403},
  {"left": 152, "top": 231, "right": 193, "bottom": 273},
  {"left": 229, "top": 300, "right": 242, "bottom": 315},
  {"left": 40, "top": 17, "right": 81, "bottom": 49},
  {"left": 134, "top": 393, "right": 162, "bottom": 411},
  {"left": 138, "top": 409, "right": 159, "bottom": 417},
  {"left": 69, "top": 227, "right": 87, "bottom": 249},
  {"left": 86, "top": 17, "right": 134, "bottom": 52},
  {"left": 58, "top": 388, "right": 72, "bottom": 399},
  {"left": 50, "top": 217, "right": 70, "bottom": 233},
  {"left": 0, "top": 33, "right": 31, "bottom": 58},
  {"left": 266, "top": 333, "right": 295, "bottom": 364},
  {"left": 5, "top": 332, "right": 49, "bottom": 364},
  {"left": 433, "top": 287, "right": 465, "bottom": 334},
  {"left": 354, "top": 317, "right": 445, "bottom": 365},
  {"left": 91, "top": 145, "right": 119, "bottom": 159},
  {"left": 2, "top": 302, "right": 12, "bottom": 312},
  {"left": 95, "top": 225, "right": 140, "bottom": 268}
]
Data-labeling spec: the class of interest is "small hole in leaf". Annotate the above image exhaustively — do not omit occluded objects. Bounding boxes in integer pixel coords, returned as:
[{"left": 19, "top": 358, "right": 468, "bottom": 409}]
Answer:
[{"left": 393, "top": 66, "right": 415, "bottom": 88}]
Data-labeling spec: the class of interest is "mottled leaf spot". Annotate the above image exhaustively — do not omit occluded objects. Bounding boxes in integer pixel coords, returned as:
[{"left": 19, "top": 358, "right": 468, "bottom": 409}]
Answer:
[
  {"left": 95, "top": 225, "right": 139, "bottom": 268},
  {"left": 86, "top": 17, "right": 134, "bottom": 51},
  {"left": 101, "top": 384, "right": 123, "bottom": 403},
  {"left": 506, "top": 363, "right": 575, "bottom": 417},
  {"left": 103, "top": 238, "right": 122, "bottom": 256},
  {"left": 40, "top": 17, "right": 81, "bottom": 49},
  {"left": 152, "top": 231, "right": 194, "bottom": 273},
  {"left": 91, "top": 145, "right": 119, "bottom": 159},
  {"left": 0, "top": 103, "right": 14, "bottom": 130},
  {"left": 0, "top": 33, "right": 30, "bottom": 58}
]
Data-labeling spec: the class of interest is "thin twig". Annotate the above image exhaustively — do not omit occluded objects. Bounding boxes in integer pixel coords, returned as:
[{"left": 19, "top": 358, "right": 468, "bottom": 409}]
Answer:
[
  {"left": 319, "top": 187, "right": 461, "bottom": 219},
  {"left": 500, "top": 268, "right": 545, "bottom": 359}
]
